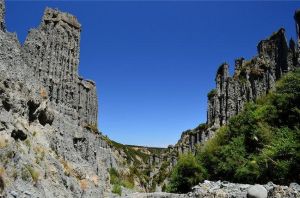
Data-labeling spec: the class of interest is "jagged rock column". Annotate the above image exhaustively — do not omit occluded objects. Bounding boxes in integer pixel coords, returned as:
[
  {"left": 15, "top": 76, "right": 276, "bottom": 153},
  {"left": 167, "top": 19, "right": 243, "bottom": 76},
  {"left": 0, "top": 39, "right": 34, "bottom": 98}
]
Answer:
[
  {"left": 78, "top": 78, "right": 98, "bottom": 125},
  {"left": 22, "top": 8, "right": 98, "bottom": 126},
  {"left": 23, "top": 8, "right": 81, "bottom": 108},
  {"left": 207, "top": 28, "right": 294, "bottom": 128},
  {"left": 0, "top": 0, "right": 5, "bottom": 31}
]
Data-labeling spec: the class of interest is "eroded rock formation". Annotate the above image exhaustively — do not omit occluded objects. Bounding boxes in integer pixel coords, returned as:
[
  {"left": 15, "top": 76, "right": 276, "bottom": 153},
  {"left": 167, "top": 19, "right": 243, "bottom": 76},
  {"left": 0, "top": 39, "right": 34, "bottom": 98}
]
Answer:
[
  {"left": 23, "top": 8, "right": 97, "bottom": 127},
  {"left": 174, "top": 22, "right": 300, "bottom": 156},
  {"left": 207, "top": 28, "right": 297, "bottom": 128},
  {"left": 0, "top": 2, "right": 115, "bottom": 197}
]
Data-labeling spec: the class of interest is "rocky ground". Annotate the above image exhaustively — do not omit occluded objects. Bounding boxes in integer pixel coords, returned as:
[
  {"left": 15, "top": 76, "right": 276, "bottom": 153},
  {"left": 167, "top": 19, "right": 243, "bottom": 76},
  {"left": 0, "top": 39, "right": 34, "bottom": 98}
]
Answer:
[{"left": 119, "top": 181, "right": 300, "bottom": 198}]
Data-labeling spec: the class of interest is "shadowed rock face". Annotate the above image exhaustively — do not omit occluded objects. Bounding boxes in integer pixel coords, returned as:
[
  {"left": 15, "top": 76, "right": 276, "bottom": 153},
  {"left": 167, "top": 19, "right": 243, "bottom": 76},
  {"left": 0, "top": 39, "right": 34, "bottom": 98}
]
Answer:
[
  {"left": 22, "top": 8, "right": 98, "bottom": 127},
  {"left": 294, "top": 9, "right": 300, "bottom": 46},
  {"left": 207, "top": 28, "right": 296, "bottom": 128},
  {"left": 169, "top": 27, "right": 299, "bottom": 158}
]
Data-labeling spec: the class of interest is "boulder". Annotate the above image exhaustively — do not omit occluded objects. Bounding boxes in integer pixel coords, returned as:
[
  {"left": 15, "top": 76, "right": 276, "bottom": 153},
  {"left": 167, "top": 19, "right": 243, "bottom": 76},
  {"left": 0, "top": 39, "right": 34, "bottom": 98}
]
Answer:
[{"left": 247, "top": 185, "right": 267, "bottom": 198}]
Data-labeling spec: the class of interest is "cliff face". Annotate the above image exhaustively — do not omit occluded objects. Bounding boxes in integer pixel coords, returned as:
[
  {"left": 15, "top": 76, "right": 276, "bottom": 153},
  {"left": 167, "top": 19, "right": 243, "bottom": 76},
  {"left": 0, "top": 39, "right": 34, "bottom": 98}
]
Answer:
[
  {"left": 207, "top": 28, "right": 297, "bottom": 128},
  {"left": 22, "top": 8, "right": 98, "bottom": 127},
  {"left": 175, "top": 20, "right": 300, "bottom": 155},
  {"left": 0, "top": 2, "right": 117, "bottom": 197}
]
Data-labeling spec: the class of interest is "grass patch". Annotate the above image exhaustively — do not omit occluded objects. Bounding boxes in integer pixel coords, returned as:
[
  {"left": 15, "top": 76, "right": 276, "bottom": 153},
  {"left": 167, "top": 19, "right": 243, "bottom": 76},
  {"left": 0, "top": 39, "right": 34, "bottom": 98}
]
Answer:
[
  {"left": 84, "top": 124, "right": 99, "bottom": 134},
  {"left": 24, "top": 139, "right": 31, "bottom": 148},
  {"left": 25, "top": 165, "right": 40, "bottom": 183}
]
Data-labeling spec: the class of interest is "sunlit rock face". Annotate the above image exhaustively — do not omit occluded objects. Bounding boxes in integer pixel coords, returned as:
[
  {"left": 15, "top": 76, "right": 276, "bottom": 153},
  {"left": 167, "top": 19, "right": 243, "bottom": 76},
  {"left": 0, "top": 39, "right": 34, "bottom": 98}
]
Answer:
[
  {"left": 22, "top": 8, "right": 98, "bottom": 127},
  {"left": 0, "top": 1, "right": 116, "bottom": 197}
]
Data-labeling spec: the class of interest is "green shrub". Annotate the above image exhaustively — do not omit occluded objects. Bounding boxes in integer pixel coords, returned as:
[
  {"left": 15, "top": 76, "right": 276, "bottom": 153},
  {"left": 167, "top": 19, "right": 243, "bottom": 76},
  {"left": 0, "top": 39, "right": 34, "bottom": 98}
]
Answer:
[
  {"left": 24, "top": 139, "right": 31, "bottom": 148},
  {"left": 194, "top": 69, "right": 300, "bottom": 185},
  {"left": 109, "top": 168, "right": 120, "bottom": 185},
  {"left": 168, "top": 153, "right": 206, "bottom": 193},
  {"left": 122, "top": 179, "right": 134, "bottom": 189},
  {"left": 234, "top": 157, "right": 260, "bottom": 183},
  {"left": 109, "top": 167, "right": 135, "bottom": 190},
  {"left": 216, "top": 136, "right": 247, "bottom": 179},
  {"left": 207, "top": 89, "right": 217, "bottom": 99},
  {"left": 25, "top": 165, "right": 40, "bottom": 184},
  {"left": 162, "top": 183, "right": 167, "bottom": 192}
]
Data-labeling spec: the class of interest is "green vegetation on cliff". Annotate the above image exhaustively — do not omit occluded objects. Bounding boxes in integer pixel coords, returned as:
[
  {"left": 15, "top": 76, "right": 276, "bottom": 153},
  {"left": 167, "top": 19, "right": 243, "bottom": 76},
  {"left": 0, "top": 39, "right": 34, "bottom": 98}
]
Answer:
[
  {"left": 104, "top": 136, "right": 167, "bottom": 192},
  {"left": 168, "top": 69, "right": 300, "bottom": 193},
  {"left": 109, "top": 167, "right": 135, "bottom": 195}
]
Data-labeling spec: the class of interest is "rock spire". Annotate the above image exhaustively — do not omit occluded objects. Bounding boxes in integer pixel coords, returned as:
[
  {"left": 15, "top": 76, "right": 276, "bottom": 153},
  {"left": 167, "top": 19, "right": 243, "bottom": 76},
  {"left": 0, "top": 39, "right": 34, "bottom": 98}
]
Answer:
[{"left": 22, "top": 8, "right": 98, "bottom": 127}]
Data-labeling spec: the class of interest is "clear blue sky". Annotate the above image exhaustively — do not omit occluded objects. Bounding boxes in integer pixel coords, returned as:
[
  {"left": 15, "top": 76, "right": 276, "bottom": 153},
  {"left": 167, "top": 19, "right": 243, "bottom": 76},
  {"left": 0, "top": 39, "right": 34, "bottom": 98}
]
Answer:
[{"left": 6, "top": 1, "right": 299, "bottom": 147}]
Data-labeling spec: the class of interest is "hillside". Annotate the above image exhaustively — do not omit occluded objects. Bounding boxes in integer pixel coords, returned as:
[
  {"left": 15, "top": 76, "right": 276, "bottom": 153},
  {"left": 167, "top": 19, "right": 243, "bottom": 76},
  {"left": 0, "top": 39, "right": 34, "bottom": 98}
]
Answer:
[{"left": 167, "top": 68, "right": 300, "bottom": 194}]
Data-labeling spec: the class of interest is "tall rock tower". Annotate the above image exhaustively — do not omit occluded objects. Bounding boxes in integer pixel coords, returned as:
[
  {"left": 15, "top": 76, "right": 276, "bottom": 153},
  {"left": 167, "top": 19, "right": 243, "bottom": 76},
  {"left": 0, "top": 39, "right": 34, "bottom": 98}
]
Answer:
[
  {"left": 22, "top": 8, "right": 98, "bottom": 127},
  {"left": 0, "top": 0, "right": 5, "bottom": 31},
  {"left": 207, "top": 27, "right": 297, "bottom": 128}
]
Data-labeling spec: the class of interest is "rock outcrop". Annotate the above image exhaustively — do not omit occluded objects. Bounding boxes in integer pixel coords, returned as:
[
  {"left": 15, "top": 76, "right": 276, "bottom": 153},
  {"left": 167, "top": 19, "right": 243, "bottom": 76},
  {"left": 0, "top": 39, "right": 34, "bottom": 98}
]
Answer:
[
  {"left": 207, "top": 28, "right": 297, "bottom": 128},
  {"left": 22, "top": 8, "right": 98, "bottom": 127},
  {"left": 171, "top": 17, "right": 300, "bottom": 156},
  {"left": 0, "top": 2, "right": 116, "bottom": 197}
]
